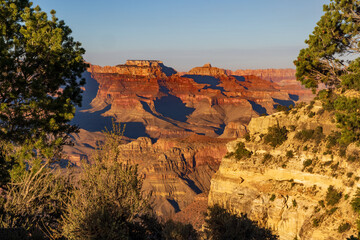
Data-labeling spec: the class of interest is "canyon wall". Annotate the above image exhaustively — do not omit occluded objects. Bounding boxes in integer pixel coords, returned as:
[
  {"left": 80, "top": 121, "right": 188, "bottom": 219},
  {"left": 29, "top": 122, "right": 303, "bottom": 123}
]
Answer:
[
  {"left": 209, "top": 101, "right": 359, "bottom": 239},
  {"left": 80, "top": 61, "right": 313, "bottom": 139}
]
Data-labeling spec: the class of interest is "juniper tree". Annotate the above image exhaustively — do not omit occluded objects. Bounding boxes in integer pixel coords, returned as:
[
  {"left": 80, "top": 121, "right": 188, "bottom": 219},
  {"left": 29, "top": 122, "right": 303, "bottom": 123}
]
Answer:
[
  {"left": 294, "top": 0, "right": 360, "bottom": 144},
  {"left": 0, "top": 0, "right": 87, "bottom": 145}
]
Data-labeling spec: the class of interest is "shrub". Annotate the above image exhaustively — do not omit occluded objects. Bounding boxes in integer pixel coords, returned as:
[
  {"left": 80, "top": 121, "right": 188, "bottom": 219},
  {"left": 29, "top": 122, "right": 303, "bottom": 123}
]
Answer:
[
  {"left": 348, "top": 153, "right": 360, "bottom": 162},
  {"left": 270, "top": 194, "right": 276, "bottom": 201},
  {"left": 295, "top": 127, "right": 324, "bottom": 142},
  {"left": 0, "top": 163, "right": 71, "bottom": 239},
  {"left": 61, "top": 126, "right": 159, "bottom": 240},
  {"left": 325, "top": 186, "right": 342, "bottom": 206},
  {"left": 338, "top": 223, "right": 351, "bottom": 233},
  {"left": 303, "top": 159, "right": 312, "bottom": 168},
  {"left": 351, "top": 189, "right": 360, "bottom": 213},
  {"left": 317, "top": 108, "right": 325, "bottom": 115},
  {"left": 292, "top": 199, "right": 297, "bottom": 207},
  {"left": 162, "top": 220, "right": 198, "bottom": 240},
  {"left": 275, "top": 105, "right": 290, "bottom": 113},
  {"left": 347, "top": 172, "right": 354, "bottom": 178},
  {"left": 244, "top": 133, "right": 251, "bottom": 141},
  {"left": 263, "top": 153, "right": 273, "bottom": 163},
  {"left": 286, "top": 150, "right": 294, "bottom": 159},
  {"left": 345, "top": 194, "right": 350, "bottom": 200},
  {"left": 204, "top": 205, "right": 278, "bottom": 240},
  {"left": 313, "top": 218, "right": 321, "bottom": 227},
  {"left": 328, "top": 207, "right": 338, "bottom": 215},
  {"left": 308, "top": 112, "right": 315, "bottom": 118},
  {"left": 225, "top": 142, "right": 252, "bottom": 161},
  {"left": 326, "top": 131, "right": 341, "bottom": 149},
  {"left": 0, "top": 140, "right": 72, "bottom": 239},
  {"left": 318, "top": 200, "right": 325, "bottom": 208},
  {"left": 264, "top": 124, "right": 288, "bottom": 148}
]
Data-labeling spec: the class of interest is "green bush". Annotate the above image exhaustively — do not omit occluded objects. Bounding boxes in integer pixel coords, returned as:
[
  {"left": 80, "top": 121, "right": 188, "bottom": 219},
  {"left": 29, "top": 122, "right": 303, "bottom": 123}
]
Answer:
[
  {"left": 312, "top": 218, "right": 321, "bottom": 227},
  {"left": 286, "top": 150, "right": 294, "bottom": 159},
  {"left": 225, "top": 142, "right": 252, "bottom": 161},
  {"left": 244, "top": 133, "right": 251, "bottom": 141},
  {"left": 264, "top": 124, "right": 288, "bottom": 148},
  {"left": 61, "top": 127, "right": 160, "bottom": 240},
  {"left": 270, "top": 194, "right": 276, "bottom": 201},
  {"left": 275, "top": 105, "right": 290, "bottom": 113},
  {"left": 351, "top": 189, "right": 360, "bottom": 213},
  {"left": 328, "top": 207, "right": 338, "bottom": 215},
  {"left": 326, "top": 131, "right": 341, "bottom": 149},
  {"left": 295, "top": 127, "right": 324, "bottom": 142},
  {"left": 303, "top": 159, "right": 312, "bottom": 168},
  {"left": 338, "top": 222, "right": 351, "bottom": 233},
  {"left": 292, "top": 199, "right": 297, "bottom": 207},
  {"left": 317, "top": 108, "right": 325, "bottom": 115},
  {"left": 325, "top": 185, "right": 342, "bottom": 206}
]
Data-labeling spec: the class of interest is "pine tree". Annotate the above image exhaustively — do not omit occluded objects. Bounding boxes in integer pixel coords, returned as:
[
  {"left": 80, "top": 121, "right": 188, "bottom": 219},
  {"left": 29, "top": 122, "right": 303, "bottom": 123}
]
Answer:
[
  {"left": 0, "top": 0, "right": 87, "bottom": 145},
  {"left": 294, "top": 0, "right": 360, "bottom": 144}
]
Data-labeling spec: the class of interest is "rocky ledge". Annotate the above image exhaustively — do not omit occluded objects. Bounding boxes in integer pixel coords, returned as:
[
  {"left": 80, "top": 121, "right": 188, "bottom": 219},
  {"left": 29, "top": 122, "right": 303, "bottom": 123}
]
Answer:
[{"left": 209, "top": 101, "right": 360, "bottom": 239}]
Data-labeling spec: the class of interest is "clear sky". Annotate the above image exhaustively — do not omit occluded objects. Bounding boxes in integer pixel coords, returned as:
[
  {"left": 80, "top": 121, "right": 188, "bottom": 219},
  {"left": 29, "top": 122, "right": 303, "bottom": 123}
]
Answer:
[{"left": 32, "top": 0, "right": 328, "bottom": 71}]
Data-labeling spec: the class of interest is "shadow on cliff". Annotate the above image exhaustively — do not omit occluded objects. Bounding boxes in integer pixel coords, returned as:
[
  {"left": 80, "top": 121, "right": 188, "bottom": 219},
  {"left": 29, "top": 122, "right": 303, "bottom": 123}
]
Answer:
[
  {"left": 121, "top": 122, "right": 149, "bottom": 139},
  {"left": 272, "top": 98, "right": 295, "bottom": 108},
  {"left": 79, "top": 71, "right": 99, "bottom": 109},
  {"left": 71, "top": 72, "right": 114, "bottom": 132},
  {"left": 289, "top": 94, "right": 299, "bottom": 101},
  {"left": 159, "top": 63, "right": 177, "bottom": 77},
  {"left": 154, "top": 95, "right": 195, "bottom": 122},
  {"left": 183, "top": 75, "right": 225, "bottom": 92},
  {"left": 248, "top": 100, "right": 267, "bottom": 115},
  {"left": 231, "top": 75, "right": 245, "bottom": 82}
]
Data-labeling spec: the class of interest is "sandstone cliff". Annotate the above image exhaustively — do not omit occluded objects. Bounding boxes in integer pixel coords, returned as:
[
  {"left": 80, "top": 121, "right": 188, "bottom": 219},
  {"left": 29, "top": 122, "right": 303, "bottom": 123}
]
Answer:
[
  {"left": 82, "top": 61, "right": 307, "bottom": 139},
  {"left": 209, "top": 101, "right": 359, "bottom": 240}
]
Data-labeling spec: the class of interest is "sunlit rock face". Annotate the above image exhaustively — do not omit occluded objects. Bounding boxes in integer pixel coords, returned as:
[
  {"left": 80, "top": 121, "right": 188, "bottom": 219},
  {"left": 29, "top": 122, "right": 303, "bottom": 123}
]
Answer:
[
  {"left": 80, "top": 61, "right": 312, "bottom": 139},
  {"left": 209, "top": 102, "right": 359, "bottom": 240}
]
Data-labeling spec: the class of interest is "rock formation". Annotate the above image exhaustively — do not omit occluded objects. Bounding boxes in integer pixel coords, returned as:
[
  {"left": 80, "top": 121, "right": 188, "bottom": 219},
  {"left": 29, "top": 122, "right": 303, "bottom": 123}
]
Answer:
[
  {"left": 208, "top": 101, "right": 359, "bottom": 239},
  {"left": 80, "top": 61, "right": 310, "bottom": 139}
]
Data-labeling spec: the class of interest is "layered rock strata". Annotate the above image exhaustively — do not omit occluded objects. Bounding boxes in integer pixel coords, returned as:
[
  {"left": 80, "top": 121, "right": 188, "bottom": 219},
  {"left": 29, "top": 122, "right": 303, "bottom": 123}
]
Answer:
[
  {"left": 209, "top": 101, "right": 359, "bottom": 239},
  {"left": 83, "top": 61, "right": 305, "bottom": 139}
]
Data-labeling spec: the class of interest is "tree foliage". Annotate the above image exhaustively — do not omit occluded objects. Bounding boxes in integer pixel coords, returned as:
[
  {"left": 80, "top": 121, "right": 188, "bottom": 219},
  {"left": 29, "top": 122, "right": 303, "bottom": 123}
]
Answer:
[
  {"left": 225, "top": 142, "right": 252, "bottom": 160},
  {"left": 0, "top": 0, "right": 87, "bottom": 145},
  {"left": 294, "top": 0, "right": 360, "bottom": 90},
  {"left": 295, "top": 0, "right": 360, "bottom": 145},
  {"left": 264, "top": 124, "right": 288, "bottom": 148}
]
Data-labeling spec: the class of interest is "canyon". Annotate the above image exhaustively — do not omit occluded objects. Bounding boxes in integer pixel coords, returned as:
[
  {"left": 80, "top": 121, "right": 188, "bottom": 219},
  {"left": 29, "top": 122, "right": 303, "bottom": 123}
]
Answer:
[{"left": 66, "top": 60, "right": 320, "bottom": 230}]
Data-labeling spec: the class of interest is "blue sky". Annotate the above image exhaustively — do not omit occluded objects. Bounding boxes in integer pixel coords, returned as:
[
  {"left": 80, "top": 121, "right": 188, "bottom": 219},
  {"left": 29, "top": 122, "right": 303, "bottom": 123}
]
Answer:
[{"left": 32, "top": 0, "right": 328, "bottom": 71}]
